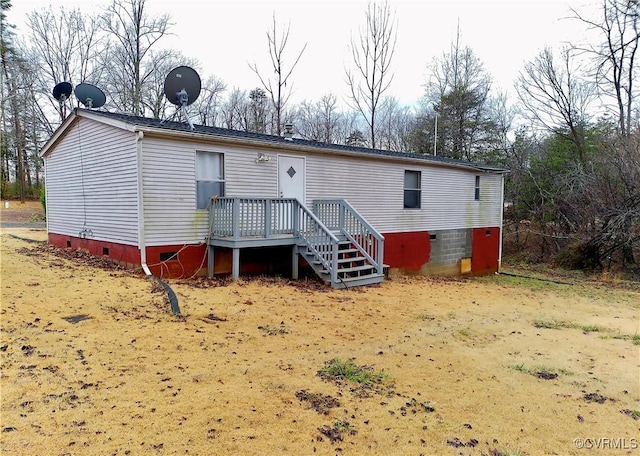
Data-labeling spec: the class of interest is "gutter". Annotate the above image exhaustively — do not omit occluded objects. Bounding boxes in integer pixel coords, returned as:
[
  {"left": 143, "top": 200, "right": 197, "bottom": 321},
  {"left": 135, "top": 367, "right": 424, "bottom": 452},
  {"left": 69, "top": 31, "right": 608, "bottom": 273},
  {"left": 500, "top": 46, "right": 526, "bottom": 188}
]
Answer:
[{"left": 135, "top": 130, "right": 152, "bottom": 276}]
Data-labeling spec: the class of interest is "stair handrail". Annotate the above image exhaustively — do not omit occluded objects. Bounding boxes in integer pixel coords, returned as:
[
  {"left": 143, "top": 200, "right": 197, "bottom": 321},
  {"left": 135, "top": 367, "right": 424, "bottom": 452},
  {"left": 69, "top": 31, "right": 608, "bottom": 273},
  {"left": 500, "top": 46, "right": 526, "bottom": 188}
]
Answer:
[
  {"left": 294, "top": 199, "right": 340, "bottom": 284},
  {"left": 313, "top": 199, "right": 385, "bottom": 276}
]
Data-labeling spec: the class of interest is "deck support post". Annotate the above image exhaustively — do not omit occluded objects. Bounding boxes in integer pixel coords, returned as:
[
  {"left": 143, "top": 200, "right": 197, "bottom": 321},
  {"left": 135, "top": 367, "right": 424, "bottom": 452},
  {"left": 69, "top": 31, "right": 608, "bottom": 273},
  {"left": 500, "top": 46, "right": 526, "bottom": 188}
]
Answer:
[
  {"left": 232, "top": 247, "right": 240, "bottom": 279},
  {"left": 207, "top": 245, "right": 215, "bottom": 277},
  {"left": 291, "top": 245, "right": 299, "bottom": 279}
]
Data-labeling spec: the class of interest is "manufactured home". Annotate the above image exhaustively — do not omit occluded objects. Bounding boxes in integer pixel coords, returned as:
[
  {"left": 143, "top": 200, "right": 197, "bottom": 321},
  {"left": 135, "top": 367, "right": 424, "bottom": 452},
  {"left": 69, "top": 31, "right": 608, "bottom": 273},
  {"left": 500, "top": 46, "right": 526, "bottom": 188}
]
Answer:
[{"left": 40, "top": 108, "right": 507, "bottom": 288}]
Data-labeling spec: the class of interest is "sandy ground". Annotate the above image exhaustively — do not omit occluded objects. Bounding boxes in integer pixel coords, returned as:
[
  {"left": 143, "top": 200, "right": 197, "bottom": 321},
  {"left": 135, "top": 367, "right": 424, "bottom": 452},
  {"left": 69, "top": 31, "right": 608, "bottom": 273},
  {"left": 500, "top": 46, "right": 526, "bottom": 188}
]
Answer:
[
  {"left": 1, "top": 207, "right": 639, "bottom": 455},
  {"left": 0, "top": 201, "right": 44, "bottom": 224}
]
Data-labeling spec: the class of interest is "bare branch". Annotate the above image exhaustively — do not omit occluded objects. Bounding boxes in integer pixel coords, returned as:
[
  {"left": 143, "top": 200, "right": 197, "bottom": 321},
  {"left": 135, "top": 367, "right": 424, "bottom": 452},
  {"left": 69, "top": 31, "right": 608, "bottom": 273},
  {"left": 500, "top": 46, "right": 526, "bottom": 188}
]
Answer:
[
  {"left": 249, "top": 12, "right": 306, "bottom": 135},
  {"left": 345, "top": 1, "right": 397, "bottom": 149}
]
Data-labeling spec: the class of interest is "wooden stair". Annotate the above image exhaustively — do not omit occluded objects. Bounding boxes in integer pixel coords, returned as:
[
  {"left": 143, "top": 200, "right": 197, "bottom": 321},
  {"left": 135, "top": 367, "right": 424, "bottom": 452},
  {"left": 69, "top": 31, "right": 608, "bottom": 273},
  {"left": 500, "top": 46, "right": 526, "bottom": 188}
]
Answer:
[{"left": 298, "top": 239, "right": 384, "bottom": 289}]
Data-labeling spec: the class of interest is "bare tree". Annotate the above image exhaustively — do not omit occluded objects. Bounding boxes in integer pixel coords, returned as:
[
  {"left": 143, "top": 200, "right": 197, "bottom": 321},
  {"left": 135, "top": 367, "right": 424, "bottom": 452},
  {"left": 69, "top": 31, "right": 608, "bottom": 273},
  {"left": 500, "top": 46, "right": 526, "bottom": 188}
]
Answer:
[
  {"left": 516, "top": 47, "right": 596, "bottom": 162},
  {"left": 487, "top": 89, "right": 517, "bottom": 152},
  {"left": 571, "top": 0, "right": 639, "bottom": 137},
  {"left": 249, "top": 13, "right": 306, "bottom": 136},
  {"left": 221, "top": 88, "right": 250, "bottom": 131},
  {"left": 294, "top": 93, "right": 342, "bottom": 143},
  {"left": 191, "top": 75, "right": 226, "bottom": 127},
  {"left": 376, "top": 96, "right": 414, "bottom": 152},
  {"left": 337, "top": 110, "right": 367, "bottom": 146},
  {"left": 101, "top": 0, "right": 172, "bottom": 115},
  {"left": 27, "top": 6, "right": 104, "bottom": 127},
  {"left": 346, "top": 1, "right": 396, "bottom": 149}
]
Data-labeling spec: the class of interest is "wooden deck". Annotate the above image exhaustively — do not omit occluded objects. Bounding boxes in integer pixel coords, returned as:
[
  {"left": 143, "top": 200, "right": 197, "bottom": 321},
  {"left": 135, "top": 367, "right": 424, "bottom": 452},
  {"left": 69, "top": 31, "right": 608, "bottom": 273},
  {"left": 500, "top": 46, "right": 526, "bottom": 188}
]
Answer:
[{"left": 207, "top": 197, "right": 385, "bottom": 288}]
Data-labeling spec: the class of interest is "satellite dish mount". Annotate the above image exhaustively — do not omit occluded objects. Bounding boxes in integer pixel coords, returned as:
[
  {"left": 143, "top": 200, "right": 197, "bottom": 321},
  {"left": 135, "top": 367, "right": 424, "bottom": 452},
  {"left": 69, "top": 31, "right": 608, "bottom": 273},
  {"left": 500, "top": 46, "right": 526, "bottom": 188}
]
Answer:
[{"left": 164, "top": 66, "right": 201, "bottom": 131}]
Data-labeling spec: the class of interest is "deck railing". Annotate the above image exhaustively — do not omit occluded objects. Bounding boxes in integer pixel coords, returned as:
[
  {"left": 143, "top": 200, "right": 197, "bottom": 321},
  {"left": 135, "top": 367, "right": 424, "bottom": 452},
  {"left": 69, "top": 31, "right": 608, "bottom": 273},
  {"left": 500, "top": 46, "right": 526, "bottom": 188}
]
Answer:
[
  {"left": 313, "top": 199, "right": 385, "bottom": 275},
  {"left": 209, "top": 197, "right": 299, "bottom": 239},
  {"left": 208, "top": 197, "right": 383, "bottom": 284},
  {"left": 209, "top": 197, "right": 340, "bottom": 283}
]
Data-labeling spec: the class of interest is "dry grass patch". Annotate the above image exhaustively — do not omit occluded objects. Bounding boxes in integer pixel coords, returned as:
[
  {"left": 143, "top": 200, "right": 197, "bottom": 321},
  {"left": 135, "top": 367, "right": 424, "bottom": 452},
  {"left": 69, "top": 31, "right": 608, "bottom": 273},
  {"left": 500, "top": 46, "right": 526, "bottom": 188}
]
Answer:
[{"left": 1, "top": 229, "right": 639, "bottom": 455}]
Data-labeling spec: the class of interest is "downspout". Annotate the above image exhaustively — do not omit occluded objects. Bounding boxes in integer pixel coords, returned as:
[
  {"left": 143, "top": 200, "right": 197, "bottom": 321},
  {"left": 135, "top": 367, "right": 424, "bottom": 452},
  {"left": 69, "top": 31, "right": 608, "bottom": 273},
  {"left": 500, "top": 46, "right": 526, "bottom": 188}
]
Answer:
[
  {"left": 498, "top": 173, "right": 505, "bottom": 272},
  {"left": 44, "top": 160, "right": 49, "bottom": 237},
  {"left": 134, "top": 130, "right": 180, "bottom": 316},
  {"left": 135, "top": 130, "right": 151, "bottom": 276}
]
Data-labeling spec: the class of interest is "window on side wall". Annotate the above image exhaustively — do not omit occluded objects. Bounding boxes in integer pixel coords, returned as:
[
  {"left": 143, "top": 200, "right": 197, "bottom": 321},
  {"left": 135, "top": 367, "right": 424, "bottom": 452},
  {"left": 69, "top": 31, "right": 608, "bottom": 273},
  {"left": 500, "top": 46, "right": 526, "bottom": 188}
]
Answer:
[
  {"left": 474, "top": 175, "right": 480, "bottom": 201},
  {"left": 404, "top": 170, "right": 421, "bottom": 209},
  {"left": 196, "top": 151, "right": 225, "bottom": 209}
]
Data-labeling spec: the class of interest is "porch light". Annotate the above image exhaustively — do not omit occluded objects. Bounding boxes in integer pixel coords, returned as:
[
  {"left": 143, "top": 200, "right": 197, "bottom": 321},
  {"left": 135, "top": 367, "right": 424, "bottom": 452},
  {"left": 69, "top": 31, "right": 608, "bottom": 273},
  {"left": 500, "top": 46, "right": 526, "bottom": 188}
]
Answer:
[{"left": 256, "top": 153, "right": 272, "bottom": 163}]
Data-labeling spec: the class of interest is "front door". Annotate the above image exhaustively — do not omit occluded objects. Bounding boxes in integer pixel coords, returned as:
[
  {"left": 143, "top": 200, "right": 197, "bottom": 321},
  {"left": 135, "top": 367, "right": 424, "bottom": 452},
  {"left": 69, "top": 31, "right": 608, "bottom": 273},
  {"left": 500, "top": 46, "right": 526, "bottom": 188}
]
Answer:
[{"left": 278, "top": 155, "right": 305, "bottom": 203}]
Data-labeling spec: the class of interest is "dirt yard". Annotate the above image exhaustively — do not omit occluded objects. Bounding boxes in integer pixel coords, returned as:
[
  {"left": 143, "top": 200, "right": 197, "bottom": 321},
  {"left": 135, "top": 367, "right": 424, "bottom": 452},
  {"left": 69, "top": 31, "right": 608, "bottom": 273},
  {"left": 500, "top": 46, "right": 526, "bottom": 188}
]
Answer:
[
  {"left": 0, "top": 200, "right": 44, "bottom": 224},
  {"left": 1, "top": 205, "right": 639, "bottom": 455}
]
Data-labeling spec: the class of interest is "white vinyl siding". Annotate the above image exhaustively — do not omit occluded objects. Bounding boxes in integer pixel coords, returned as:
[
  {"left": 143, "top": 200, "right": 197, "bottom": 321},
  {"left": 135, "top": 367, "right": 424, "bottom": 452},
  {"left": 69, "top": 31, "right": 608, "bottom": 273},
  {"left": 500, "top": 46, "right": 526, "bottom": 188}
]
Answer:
[
  {"left": 44, "top": 113, "right": 504, "bottom": 253},
  {"left": 304, "top": 154, "right": 503, "bottom": 233},
  {"left": 141, "top": 138, "right": 278, "bottom": 246},
  {"left": 45, "top": 120, "right": 139, "bottom": 244}
]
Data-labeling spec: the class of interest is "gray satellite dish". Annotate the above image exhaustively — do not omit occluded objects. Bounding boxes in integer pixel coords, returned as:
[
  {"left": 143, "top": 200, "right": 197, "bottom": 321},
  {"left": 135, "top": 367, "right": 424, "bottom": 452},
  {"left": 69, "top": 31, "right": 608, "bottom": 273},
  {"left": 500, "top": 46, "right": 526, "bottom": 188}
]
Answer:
[
  {"left": 74, "top": 83, "right": 106, "bottom": 109},
  {"left": 164, "top": 66, "right": 201, "bottom": 106}
]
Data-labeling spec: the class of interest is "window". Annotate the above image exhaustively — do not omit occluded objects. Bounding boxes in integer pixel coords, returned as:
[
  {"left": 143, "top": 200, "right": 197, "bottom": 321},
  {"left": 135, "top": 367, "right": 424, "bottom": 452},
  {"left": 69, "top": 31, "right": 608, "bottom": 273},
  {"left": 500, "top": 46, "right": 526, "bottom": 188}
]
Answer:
[
  {"left": 404, "top": 170, "right": 421, "bottom": 209},
  {"left": 196, "top": 151, "right": 225, "bottom": 209},
  {"left": 474, "top": 175, "right": 480, "bottom": 201}
]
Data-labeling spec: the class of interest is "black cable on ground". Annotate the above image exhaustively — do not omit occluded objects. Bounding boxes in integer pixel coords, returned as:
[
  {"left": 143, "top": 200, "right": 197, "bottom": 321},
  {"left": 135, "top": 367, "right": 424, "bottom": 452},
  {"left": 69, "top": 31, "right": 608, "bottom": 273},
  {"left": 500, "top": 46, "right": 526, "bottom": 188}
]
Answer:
[
  {"left": 149, "top": 275, "right": 181, "bottom": 316},
  {"left": 8, "top": 234, "right": 46, "bottom": 244},
  {"left": 498, "top": 271, "right": 573, "bottom": 286}
]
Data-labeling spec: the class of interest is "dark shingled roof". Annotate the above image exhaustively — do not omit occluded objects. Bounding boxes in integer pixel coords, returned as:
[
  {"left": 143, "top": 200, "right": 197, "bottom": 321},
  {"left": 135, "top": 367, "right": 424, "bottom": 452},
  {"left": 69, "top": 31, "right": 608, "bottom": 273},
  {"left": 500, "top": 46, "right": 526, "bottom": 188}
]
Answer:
[{"left": 81, "top": 108, "right": 508, "bottom": 173}]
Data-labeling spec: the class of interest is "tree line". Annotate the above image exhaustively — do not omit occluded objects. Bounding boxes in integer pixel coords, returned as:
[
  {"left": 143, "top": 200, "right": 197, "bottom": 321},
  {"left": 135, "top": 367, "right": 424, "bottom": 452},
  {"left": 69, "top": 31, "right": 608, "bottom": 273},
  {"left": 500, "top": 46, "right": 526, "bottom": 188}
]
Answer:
[{"left": 1, "top": 0, "right": 638, "bottom": 274}]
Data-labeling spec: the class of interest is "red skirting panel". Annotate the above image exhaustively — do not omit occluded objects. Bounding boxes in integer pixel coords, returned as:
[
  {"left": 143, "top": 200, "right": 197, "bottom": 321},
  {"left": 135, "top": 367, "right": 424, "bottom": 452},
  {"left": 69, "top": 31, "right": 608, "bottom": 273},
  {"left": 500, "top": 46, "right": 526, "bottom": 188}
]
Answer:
[
  {"left": 471, "top": 227, "right": 501, "bottom": 275},
  {"left": 145, "top": 244, "right": 208, "bottom": 278},
  {"left": 48, "top": 228, "right": 499, "bottom": 278},
  {"left": 383, "top": 231, "right": 431, "bottom": 272},
  {"left": 48, "top": 233, "right": 141, "bottom": 266},
  {"left": 47, "top": 233, "right": 210, "bottom": 278}
]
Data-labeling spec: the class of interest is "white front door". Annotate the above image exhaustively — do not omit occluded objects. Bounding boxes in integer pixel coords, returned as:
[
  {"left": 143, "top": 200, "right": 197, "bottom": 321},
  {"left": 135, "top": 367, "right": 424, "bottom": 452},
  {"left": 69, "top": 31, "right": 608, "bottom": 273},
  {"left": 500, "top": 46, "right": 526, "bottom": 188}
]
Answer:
[{"left": 278, "top": 155, "right": 305, "bottom": 203}]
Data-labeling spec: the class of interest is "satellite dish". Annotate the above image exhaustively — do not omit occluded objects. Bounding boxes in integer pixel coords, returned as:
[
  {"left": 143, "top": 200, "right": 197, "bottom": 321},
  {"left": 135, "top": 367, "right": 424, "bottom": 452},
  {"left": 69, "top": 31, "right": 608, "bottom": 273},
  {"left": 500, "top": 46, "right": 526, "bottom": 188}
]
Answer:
[
  {"left": 164, "top": 66, "right": 201, "bottom": 107},
  {"left": 52, "top": 82, "right": 73, "bottom": 120},
  {"left": 74, "top": 83, "right": 106, "bottom": 109},
  {"left": 53, "top": 82, "right": 72, "bottom": 102}
]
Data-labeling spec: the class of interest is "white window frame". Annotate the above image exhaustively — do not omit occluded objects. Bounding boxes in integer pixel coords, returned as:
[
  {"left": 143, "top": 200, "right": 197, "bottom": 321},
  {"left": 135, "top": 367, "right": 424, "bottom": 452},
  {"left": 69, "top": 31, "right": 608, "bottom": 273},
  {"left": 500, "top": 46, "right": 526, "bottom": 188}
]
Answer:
[
  {"left": 195, "top": 151, "right": 225, "bottom": 209},
  {"left": 404, "top": 170, "right": 422, "bottom": 209}
]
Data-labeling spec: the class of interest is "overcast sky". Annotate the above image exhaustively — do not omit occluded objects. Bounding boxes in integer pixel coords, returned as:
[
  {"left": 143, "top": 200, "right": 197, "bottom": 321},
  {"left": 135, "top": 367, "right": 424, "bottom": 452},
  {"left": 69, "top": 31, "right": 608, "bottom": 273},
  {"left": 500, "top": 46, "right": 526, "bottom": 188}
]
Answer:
[{"left": 9, "top": 0, "right": 593, "bottom": 108}]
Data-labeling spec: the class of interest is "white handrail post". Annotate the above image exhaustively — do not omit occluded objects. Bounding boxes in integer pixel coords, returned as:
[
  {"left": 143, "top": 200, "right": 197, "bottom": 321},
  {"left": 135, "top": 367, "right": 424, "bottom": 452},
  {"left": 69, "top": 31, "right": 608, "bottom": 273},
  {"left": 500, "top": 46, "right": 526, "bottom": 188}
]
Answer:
[{"left": 293, "top": 200, "right": 300, "bottom": 236}]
